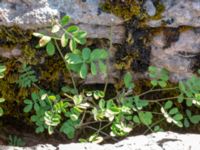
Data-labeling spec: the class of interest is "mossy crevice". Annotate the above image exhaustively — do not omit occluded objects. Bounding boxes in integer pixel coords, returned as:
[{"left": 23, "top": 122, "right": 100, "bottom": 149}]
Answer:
[
  {"left": 0, "top": 26, "right": 71, "bottom": 119},
  {"left": 101, "top": 0, "right": 165, "bottom": 23},
  {"left": 101, "top": 0, "right": 144, "bottom": 21},
  {"left": 149, "top": 1, "right": 165, "bottom": 20},
  {"left": 101, "top": 0, "right": 165, "bottom": 76},
  {"left": 115, "top": 18, "right": 152, "bottom": 73}
]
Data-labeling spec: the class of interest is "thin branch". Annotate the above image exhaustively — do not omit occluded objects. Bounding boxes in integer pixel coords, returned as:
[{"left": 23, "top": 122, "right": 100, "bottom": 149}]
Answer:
[
  {"left": 138, "top": 87, "right": 178, "bottom": 97},
  {"left": 77, "top": 120, "right": 109, "bottom": 128},
  {"left": 63, "top": 93, "right": 74, "bottom": 100},
  {"left": 143, "top": 118, "right": 165, "bottom": 134},
  {"left": 32, "top": 83, "right": 41, "bottom": 90},
  {"left": 80, "top": 111, "right": 86, "bottom": 125},
  {"left": 86, "top": 126, "right": 119, "bottom": 142},
  {"left": 147, "top": 96, "right": 179, "bottom": 102},
  {"left": 97, "top": 122, "right": 112, "bottom": 134},
  {"left": 103, "top": 21, "right": 113, "bottom": 94},
  {"left": 54, "top": 39, "right": 78, "bottom": 94}
]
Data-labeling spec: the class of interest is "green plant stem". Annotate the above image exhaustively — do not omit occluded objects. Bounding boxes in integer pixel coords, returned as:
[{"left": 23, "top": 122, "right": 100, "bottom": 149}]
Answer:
[
  {"left": 143, "top": 118, "right": 165, "bottom": 134},
  {"left": 80, "top": 111, "right": 86, "bottom": 125},
  {"left": 96, "top": 122, "right": 112, "bottom": 134},
  {"left": 139, "top": 110, "right": 163, "bottom": 115},
  {"left": 77, "top": 120, "right": 109, "bottom": 128},
  {"left": 54, "top": 39, "right": 78, "bottom": 94},
  {"left": 147, "top": 96, "right": 179, "bottom": 102},
  {"left": 86, "top": 126, "right": 118, "bottom": 142},
  {"left": 59, "top": 25, "right": 77, "bottom": 42},
  {"left": 145, "top": 124, "right": 154, "bottom": 133},
  {"left": 63, "top": 93, "right": 74, "bottom": 100},
  {"left": 103, "top": 22, "right": 113, "bottom": 94},
  {"left": 138, "top": 87, "right": 178, "bottom": 97},
  {"left": 88, "top": 98, "right": 98, "bottom": 107},
  {"left": 32, "top": 83, "right": 41, "bottom": 90},
  {"left": 148, "top": 95, "right": 194, "bottom": 102}
]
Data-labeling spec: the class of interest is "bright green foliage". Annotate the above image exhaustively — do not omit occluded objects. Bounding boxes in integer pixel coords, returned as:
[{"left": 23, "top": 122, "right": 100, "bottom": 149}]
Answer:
[
  {"left": 23, "top": 89, "right": 82, "bottom": 138},
  {"left": 161, "top": 100, "right": 183, "bottom": 127},
  {"left": 21, "top": 15, "right": 200, "bottom": 143},
  {"left": 16, "top": 64, "right": 38, "bottom": 88},
  {"left": 0, "top": 98, "right": 5, "bottom": 117},
  {"left": 45, "top": 111, "right": 62, "bottom": 134},
  {"left": 148, "top": 66, "right": 169, "bottom": 87},
  {"left": 184, "top": 109, "right": 200, "bottom": 127},
  {"left": 24, "top": 90, "right": 69, "bottom": 134},
  {"left": 153, "top": 125, "right": 164, "bottom": 132},
  {"left": 0, "top": 64, "right": 6, "bottom": 79},
  {"left": 65, "top": 48, "right": 108, "bottom": 78},
  {"left": 33, "top": 15, "right": 87, "bottom": 56},
  {"left": 8, "top": 135, "right": 25, "bottom": 147},
  {"left": 110, "top": 121, "right": 132, "bottom": 137},
  {"left": 60, "top": 16, "right": 70, "bottom": 26},
  {"left": 138, "top": 112, "right": 153, "bottom": 126},
  {"left": 22, "top": 65, "right": 200, "bottom": 142},
  {"left": 79, "top": 134, "right": 103, "bottom": 144},
  {"left": 122, "top": 96, "right": 148, "bottom": 111},
  {"left": 24, "top": 90, "right": 51, "bottom": 133},
  {"left": 61, "top": 85, "right": 77, "bottom": 95},
  {"left": 93, "top": 90, "right": 105, "bottom": 100},
  {"left": 60, "top": 119, "right": 80, "bottom": 139},
  {"left": 0, "top": 64, "right": 6, "bottom": 117},
  {"left": 121, "top": 96, "right": 152, "bottom": 127},
  {"left": 124, "top": 72, "right": 134, "bottom": 89},
  {"left": 179, "top": 76, "right": 200, "bottom": 107},
  {"left": 46, "top": 41, "right": 55, "bottom": 56},
  {"left": 33, "top": 15, "right": 107, "bottom": 79}
]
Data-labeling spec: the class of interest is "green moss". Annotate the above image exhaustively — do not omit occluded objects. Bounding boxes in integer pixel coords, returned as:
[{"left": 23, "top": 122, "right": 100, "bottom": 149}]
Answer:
[
  {"left": 18, "top": 45, "right": 39, "bottom": 65},
  {"left": 0, "top": 26, "right": 41, "bottom": 118},
  {"left": 0, "top": 26, "right": 32, "bottom": 44},
  {"left": 101, "top": 0, "right": 145, "bottom": 21},
  {"left": 45, "top": 58, "right": 64, "bottom": 81},
  {"left": 149, "top": 2, "right": 165, "bottom": 20},
  {"left": 101, "top": 0, "right": 165, "bottom": 24}
]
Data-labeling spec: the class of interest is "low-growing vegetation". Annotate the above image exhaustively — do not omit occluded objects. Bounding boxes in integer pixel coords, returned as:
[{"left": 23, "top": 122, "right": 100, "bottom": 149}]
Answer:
[{"left": 0, "top": 16, "right": 200, "bottom": 144}]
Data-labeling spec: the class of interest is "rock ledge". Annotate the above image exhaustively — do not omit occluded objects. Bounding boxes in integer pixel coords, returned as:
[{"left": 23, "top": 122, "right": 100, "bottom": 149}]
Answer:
[{"left": 1, "top": 132, "right": 200, "bottom": 150}]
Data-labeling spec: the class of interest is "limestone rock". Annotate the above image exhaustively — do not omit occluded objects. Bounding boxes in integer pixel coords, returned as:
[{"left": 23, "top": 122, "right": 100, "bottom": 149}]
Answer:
[
  {"left": 0, "top": 46, "right": 21, "bottom": 58},
  {"left": 0, "top": 0, "right": 125, "bottom": 43},
  {"left": 148, "top": 0, "right": 200, "bottom": 27},
  {"left": 1, "top": 0, "right": 200, "bottom": 83},
  {"left": 1, "top": 132, "right": 200, "bottom": 150},
  {"left": 150, "top": 28, "right": 200, "bottom": 81},
  {"left": 144, "top": 0, "right": 156, "bottom": 17}
]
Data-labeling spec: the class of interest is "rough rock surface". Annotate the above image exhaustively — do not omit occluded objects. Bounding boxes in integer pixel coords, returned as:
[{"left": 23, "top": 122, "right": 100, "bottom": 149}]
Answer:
[
  {"left": 144, "top": 0, "right": 156, "bottom": 17},
  {"left": 0, "top": 0, "right": 125, "bottom": 43},
  {"left": 147, "top": 0, "right": 200, "bottom": 27},
  {"left": 150, "top": 28, "right": 200, "bottom": 81},
  {"left": 1, "top": 132, "right": 200, "bottom": 150},
  {"left": 1, "top": 0, "right": 200, "bottom": 82}
]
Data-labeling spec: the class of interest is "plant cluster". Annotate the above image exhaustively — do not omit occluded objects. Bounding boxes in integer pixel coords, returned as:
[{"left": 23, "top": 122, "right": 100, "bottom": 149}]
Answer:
[
  {"left": 8, "top": 135, "right": 25, "bottom": 147},
  {"left": 16, "top": 64, "right": 38, "bottom": 88},
  {"left": 1, "top": 16, "right": 200, "bottom": 143}
]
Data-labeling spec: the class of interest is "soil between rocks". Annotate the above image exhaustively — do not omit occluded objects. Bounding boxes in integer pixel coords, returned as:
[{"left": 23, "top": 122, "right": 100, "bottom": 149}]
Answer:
[{"left": 0, "top": 115, "right": 200, "bottom": 147}]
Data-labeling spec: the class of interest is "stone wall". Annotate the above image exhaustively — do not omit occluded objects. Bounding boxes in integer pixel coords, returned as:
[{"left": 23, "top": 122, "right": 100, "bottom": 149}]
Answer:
[{"left": 0, "top": 0, "right": 200, "bottom": 83}]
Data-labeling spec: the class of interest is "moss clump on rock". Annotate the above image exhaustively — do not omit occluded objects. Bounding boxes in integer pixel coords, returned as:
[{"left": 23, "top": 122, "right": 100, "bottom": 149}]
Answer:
[
  {"left": 149, "top": 1, "right": 165, "bottom": 20},
  {"left": 101, "top": 0, "right": 165, "bottom": 23},
  {"left": 0, "top": 26, "right": 32, "bottom": 44},
  {"left": 101, "top": 0, "right": 145, "bottom": 21}
]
